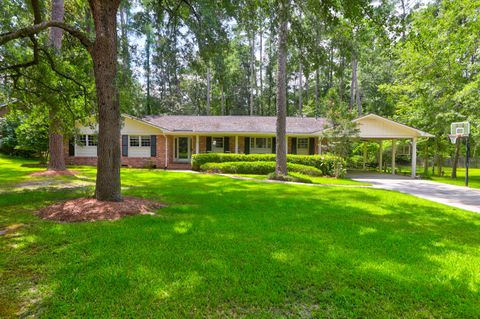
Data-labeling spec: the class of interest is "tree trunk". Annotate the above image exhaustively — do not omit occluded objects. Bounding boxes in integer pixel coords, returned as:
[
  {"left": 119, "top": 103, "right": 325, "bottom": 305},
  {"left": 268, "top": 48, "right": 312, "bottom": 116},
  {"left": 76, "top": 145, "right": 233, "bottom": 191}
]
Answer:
[
  {"left": 423, "top": 141, "right": 429, "bottom": 175},
  {"left": 298, "top": 62, "right": 303, "bottom": 115},
  {"left": 47, "top": 0, "right": 66, "bottom": 171},
  {"left": 355, "top": 60, "right": 362, "bottom": 115},
  {"left": 90, "top": 0, "right": 122, "bottom": 202},
  {"left": 206, "top": 66, "right": 211, "bottom": 115},
  {"left": 259, "top": 28, "right": 263, "bottom": 115},
  {"left": 249, "top": 32, "right": 255, "bottom": 115},
  {"left": 451, "top": 139, "right": 461, "bottom": 178},
  {"left": 221, "top": 84, "right": 225, "bottom": 115},
  {"left": 315, "top": 68, "right": 319, "bottom": 116},
  {"left": 350, "top": 57, "right": 357, "bottom": 110},
  {"left": 145, "top": 25, "right": 152, "bottom": 114},
  {"left": 275, "top": 0, "right": 288, "bottom": 176}
]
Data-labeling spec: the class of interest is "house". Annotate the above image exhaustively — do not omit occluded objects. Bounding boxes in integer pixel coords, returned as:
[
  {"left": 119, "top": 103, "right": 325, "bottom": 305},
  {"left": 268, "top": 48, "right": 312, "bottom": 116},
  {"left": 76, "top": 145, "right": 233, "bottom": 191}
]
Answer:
[{"left": 65, "top": 113, "right": 433, "bottom": 177}]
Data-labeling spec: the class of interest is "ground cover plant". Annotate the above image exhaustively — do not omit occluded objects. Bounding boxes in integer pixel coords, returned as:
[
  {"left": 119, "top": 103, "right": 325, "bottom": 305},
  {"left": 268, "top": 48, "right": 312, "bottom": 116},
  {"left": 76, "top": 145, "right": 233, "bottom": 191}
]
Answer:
[{"left": 0, "top": 156, "right": 479, "bottom": 318}]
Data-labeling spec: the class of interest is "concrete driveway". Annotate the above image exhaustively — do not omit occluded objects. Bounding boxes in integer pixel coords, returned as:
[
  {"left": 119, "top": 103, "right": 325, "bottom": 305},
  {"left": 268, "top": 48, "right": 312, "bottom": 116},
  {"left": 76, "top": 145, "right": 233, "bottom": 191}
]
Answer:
[{"left": 348, "top": 172, "right": 480, "bottom": 214}]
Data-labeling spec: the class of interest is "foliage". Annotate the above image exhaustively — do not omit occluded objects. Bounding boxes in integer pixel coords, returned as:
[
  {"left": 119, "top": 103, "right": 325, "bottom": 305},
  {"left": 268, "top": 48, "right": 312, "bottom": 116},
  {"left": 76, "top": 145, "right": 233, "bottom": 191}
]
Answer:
[
  {"left": 321, "top": 89, "right": 360, "bottom": 160},
  {"left": 0, "top": 115, "right": 19, "bottom": 155},
  {"left": 14, "top": 112, "right": 49, "bottom": 159},
  {"left": 192, "top": 153, "right": 346, "bottom": 177},
  {"left": 199, "top": 161, "right": 323, "bottom": 176}
]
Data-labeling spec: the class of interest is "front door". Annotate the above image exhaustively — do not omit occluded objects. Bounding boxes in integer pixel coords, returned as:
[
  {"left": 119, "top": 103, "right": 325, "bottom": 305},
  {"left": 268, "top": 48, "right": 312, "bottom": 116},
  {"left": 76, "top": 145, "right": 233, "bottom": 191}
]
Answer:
[{"left": 175, "top": 137, "right": 191, "bottom": 162}]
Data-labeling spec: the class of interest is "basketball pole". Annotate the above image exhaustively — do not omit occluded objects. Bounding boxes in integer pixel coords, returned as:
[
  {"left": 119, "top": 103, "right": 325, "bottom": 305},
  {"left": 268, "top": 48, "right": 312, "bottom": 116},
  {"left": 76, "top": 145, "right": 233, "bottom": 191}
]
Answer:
[{"left": 465, "top": 136, "right": 470, "bottom": 187}]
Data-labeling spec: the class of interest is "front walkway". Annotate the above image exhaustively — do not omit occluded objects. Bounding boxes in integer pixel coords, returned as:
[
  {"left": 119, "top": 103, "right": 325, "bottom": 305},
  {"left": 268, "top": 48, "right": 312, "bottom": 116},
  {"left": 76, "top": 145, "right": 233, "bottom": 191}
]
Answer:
[{"left": 348, "top": 172, "right": 480, "bottom": 214}]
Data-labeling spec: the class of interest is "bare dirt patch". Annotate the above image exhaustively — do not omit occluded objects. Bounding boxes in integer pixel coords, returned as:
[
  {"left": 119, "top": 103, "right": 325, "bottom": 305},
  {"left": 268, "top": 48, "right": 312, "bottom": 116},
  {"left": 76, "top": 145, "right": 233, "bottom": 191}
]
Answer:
[
  {"left": 29, "top": 170, "right": 79, "bottom": 177},
  {"left": 37, "top": 197, "right": 165, "bottom": 222}
]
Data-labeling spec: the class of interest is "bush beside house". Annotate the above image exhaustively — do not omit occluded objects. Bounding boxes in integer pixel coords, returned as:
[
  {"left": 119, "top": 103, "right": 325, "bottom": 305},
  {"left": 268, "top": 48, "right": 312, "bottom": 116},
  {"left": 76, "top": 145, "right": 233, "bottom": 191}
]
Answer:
[{"left": 194, "top": 153, "right": 346, "bottom": 177}]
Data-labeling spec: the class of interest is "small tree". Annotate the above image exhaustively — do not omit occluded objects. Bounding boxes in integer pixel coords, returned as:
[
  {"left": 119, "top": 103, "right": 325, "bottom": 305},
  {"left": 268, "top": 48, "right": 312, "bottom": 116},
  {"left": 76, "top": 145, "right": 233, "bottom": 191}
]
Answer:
[{"left": 322, "top": 89, "right": 359, "bottom": 160}]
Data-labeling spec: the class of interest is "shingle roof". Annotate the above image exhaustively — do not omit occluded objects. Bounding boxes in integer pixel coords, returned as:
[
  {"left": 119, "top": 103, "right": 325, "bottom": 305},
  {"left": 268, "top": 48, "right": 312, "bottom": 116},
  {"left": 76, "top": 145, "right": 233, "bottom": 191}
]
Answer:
[{"left": 140, "top": 115, "right": 329, "bottom": 134}]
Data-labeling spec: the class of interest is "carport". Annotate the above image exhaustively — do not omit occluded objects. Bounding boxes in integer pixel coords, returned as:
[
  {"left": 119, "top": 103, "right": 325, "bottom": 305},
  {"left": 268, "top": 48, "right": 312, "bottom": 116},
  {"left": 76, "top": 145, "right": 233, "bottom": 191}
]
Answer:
[{"left": 352, "top": 114, "right": 434, "bottom": 178}]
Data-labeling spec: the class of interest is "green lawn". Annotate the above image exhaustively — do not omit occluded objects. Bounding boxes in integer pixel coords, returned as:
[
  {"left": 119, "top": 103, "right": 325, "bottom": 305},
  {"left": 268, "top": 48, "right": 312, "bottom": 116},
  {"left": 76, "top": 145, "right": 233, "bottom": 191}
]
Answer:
[
  {"left": 396, "top": 164, "right": 480, "bottom": 189},
  {"left": 1, "top": 156, "right": 479, "bottom": 318}
]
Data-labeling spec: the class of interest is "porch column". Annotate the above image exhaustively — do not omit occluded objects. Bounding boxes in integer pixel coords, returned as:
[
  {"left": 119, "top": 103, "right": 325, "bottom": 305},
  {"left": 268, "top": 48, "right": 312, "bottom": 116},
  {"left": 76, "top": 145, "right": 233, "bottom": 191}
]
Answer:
[
  {"left": 235, "top": 136, "right": 239, "bottom": 153},
  {"left": 378, "top": 140, "right": 383, "bottom": 172},
  {"left": 195, "top": 135, "right": 199, "bottom": 154},
  {"left": 363, "top": 142, "right": 368, "bottom": 170},
  {"left": 411, "top": 137, "right": 417, "bottom": 178},
  {"left": 318, "top": 137, "right": 322, "bottom": 154},
  {"left": 391, "top": 139, "right": 396, "bottom": 175}
]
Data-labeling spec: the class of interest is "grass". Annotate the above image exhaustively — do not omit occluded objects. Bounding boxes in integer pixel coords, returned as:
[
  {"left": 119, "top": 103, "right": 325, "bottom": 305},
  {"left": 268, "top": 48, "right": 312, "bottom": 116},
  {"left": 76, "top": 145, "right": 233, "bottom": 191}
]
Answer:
[
  {"left": 1, "top": 155, "right": 480, "bottom": 317},
  {"left": 394, "top": 164, "right": 480, "bottom": 189}
]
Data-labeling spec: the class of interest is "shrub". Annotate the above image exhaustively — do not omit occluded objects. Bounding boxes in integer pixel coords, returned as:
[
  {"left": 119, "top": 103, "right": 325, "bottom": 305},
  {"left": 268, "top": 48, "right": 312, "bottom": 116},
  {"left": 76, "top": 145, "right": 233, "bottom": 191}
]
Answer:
[
  {"left": 200, "top": 161, "right": 323, "bottom": 176},
  {"left": 192, "top": 153, "right": 346, "bottom": 177}
]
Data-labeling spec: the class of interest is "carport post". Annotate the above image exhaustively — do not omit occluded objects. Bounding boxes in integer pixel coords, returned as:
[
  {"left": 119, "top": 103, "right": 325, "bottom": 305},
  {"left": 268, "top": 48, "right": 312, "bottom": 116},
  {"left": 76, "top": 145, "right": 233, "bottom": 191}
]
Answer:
[
  {"left": 411, "top": 137, "right": 417, "bottom": 178},
  {"left": 391, "top": 139, "right": 396, "bottom": 175},
  {"left": 378, "top": 140, "right": 383, "bottom": 172}
]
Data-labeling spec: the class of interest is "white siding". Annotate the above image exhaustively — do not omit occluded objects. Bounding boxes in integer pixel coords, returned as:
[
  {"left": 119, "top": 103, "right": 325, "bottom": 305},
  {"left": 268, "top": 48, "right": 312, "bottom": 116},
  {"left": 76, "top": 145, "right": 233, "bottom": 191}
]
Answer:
[{"left": 74, "top": 116, "right": 163, "bottom": 158}]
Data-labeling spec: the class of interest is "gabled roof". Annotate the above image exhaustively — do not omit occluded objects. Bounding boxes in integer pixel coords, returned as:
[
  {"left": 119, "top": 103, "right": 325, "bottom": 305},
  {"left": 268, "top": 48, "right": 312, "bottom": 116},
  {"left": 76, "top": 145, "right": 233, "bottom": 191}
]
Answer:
[
  {"left": 141, "top": 115, "right": 328, "bottom": 134},
  {"left": 352, "top": 114, "right": 434, "bottom": 138}
]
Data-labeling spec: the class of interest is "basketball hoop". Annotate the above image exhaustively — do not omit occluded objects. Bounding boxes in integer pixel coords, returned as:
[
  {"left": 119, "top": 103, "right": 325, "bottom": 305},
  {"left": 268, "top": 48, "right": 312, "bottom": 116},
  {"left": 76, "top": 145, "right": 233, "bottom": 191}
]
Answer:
[
  {"left": 448, "top": 134, "right": 461, "bottom": 144},
  {"left": 449, "top": 121, "right": 471, "bottom": 187}
]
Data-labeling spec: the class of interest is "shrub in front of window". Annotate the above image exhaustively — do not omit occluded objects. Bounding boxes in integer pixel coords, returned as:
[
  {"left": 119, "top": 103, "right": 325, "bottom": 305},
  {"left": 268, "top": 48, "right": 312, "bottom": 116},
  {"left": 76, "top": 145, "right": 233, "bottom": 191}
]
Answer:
[
  {"left": 199, "top": 161, "right": 323, "bottom": 176},
  {"left": 192, "top": 153, "right": 346, "bottom": 177}
]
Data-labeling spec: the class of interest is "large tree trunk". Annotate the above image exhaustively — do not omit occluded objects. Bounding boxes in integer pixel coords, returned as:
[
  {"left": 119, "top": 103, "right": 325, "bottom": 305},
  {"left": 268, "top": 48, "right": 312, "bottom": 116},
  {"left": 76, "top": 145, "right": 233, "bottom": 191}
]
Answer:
[
  {"left": 90, "top": 0, "right": 122, "bottom": 202},
  {"left": 275, "top": 0, "right": 288, "bottom": 176},
  {"left": 451, "top": 139, "right": 461, "bottom": 178},
  {"left": 47, "top": 0, "right": 66, "bottom": 171}
]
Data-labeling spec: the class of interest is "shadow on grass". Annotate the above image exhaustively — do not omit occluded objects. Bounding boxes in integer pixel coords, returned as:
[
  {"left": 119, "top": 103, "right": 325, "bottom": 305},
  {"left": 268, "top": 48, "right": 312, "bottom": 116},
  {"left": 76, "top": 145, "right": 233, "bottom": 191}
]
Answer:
[{"left": 1, "top": 169, "right": 479, "bottom": 317}]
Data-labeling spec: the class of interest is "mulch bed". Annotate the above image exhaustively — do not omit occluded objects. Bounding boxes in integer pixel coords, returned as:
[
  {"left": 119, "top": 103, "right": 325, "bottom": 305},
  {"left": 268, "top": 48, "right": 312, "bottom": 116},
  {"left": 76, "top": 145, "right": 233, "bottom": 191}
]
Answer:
[
  {"left": 37, "top": 197, "right": 166, "bottom": 222},
  {"left": 30, "top": 170, "right": 79, "bottom": 177}
]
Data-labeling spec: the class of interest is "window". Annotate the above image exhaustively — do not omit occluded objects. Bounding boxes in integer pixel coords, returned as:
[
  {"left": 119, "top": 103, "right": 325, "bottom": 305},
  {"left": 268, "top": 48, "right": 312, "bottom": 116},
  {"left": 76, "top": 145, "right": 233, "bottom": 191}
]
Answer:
[
  {"left": 77, "top": 135, "right": 87, "bottom": 146},
  {"left": 130, "top": 135, "right": 150, "bottom": 147},
  {"left": 87, "top": 135, "right": 98, "bottom": 146},
  {"left": 297, "top": 138, "right": 308, "bottom": 149},
  {"left": 129, "top": 136, "right": 139, "bottom": 147},
  {"left": 141, "top": 136, "right": 151, "bottom": 147},
  {"left": 213, "top": 137, "right": 224, "bottom": 148},
  {"left": 252, "top": 137, "right": 271, "bottom": 149}
]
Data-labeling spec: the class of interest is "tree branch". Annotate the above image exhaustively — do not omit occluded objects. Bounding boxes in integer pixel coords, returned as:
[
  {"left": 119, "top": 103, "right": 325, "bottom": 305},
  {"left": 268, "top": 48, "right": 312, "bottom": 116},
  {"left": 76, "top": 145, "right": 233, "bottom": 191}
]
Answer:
[{"left": 0, "top": 21, "right": 93, "bottom": 49}]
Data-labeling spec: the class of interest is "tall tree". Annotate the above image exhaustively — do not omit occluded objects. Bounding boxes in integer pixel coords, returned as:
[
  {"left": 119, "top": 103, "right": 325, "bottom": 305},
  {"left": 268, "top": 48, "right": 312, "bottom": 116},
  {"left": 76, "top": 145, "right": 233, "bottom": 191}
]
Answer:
[
  {"left": 1, "top": 0, "right": 123, "bottom": 201},
  {"left": 47, "top": 0, "right": 66, "bottom": 171},
  {"left": 275, "top": 0, "right": 288, "bottom": 175}
]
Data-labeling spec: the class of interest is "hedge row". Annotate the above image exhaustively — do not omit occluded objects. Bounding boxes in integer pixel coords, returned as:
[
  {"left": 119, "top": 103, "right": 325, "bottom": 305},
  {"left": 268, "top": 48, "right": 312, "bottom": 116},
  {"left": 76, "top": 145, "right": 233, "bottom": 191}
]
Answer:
[
  {"left": 192, "top": 153, "right": 345, "bottom": 177},
  {"left": 200, "top": 161, "right": 323, "bottom": 176}
]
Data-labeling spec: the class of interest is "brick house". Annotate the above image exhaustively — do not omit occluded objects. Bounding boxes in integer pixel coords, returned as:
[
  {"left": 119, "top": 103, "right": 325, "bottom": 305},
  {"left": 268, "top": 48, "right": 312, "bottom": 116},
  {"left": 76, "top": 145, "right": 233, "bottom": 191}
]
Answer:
[{"left": 65, "top": 113, "right": 433, "bottom": 176}]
